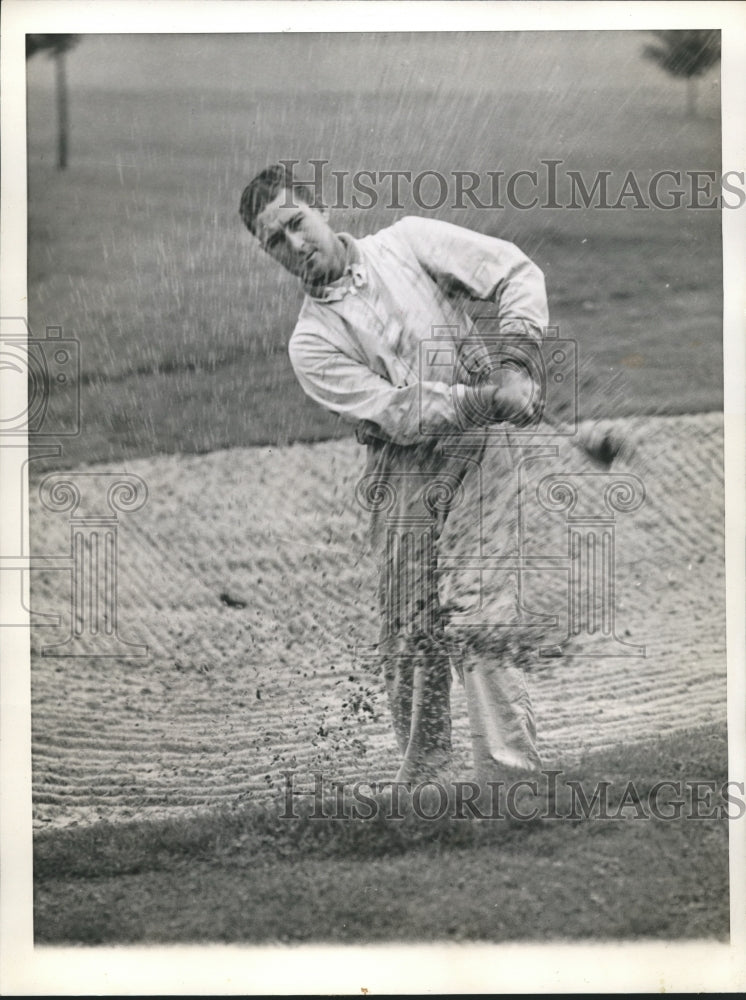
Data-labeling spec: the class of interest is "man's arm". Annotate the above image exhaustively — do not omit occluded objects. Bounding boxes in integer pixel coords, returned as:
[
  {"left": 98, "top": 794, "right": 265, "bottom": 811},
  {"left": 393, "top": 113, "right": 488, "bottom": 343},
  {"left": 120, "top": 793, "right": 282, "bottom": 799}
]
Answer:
[
  {"left": 391, "top": 215, "right": 549, "bottom": 337},
  {"left": 289, "top": 330, "right": 536, "bottom": 447}
]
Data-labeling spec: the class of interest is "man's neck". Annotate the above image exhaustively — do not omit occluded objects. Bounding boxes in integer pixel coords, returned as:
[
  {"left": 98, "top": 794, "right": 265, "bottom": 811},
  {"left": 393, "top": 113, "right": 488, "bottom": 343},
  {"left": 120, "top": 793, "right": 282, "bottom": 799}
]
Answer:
[{"left": 304, "top": 234, "right": 358, "bottom": 295}]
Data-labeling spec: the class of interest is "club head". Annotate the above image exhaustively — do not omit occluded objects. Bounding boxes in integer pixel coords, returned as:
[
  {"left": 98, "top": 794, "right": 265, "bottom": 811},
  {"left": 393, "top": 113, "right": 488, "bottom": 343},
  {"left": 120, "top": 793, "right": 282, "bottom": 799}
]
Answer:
[
  {"left": 577, "top": 421, "right": 625, "bottom": 468},
  {"left": 593, "top": 431, "right": 620, "bottom": 468}
]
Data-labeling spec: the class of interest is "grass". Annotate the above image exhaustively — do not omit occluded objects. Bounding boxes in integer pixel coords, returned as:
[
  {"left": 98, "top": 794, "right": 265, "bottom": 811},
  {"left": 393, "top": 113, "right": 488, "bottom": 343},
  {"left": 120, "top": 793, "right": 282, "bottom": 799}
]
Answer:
[
  {"left": 25, "top": 34, "right": 723, "bottom": 470},
  {"left": 34, "top": 723, "right": 730, "bottom": 943}
]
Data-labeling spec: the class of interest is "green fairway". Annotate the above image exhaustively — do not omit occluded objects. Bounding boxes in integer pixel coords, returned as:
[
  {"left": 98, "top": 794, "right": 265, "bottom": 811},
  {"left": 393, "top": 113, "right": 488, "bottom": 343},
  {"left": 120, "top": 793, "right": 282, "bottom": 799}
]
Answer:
[{"left": 26, "top": 33, "right": 722, "bottom": 470}]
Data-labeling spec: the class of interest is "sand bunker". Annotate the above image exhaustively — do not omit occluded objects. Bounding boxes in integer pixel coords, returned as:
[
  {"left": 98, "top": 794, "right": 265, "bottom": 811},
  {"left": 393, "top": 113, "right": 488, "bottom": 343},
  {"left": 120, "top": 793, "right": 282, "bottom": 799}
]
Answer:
[{"left": 30, "top": 412, "right": 726, "bottom": 829}]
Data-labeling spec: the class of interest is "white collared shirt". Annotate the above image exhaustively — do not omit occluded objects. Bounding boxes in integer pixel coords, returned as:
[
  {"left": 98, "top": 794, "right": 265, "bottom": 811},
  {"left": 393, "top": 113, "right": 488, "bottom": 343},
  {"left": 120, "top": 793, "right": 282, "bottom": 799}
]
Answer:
[{"left": 288, "top": 216, "right": 549, "bottom": 445}]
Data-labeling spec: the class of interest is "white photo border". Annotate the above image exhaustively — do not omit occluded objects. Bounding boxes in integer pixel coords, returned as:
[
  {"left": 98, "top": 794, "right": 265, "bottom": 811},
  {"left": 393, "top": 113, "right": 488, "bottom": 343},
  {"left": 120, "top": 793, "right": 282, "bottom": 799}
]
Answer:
[{"left": 1, "top": 1, "right": 744, "bottom": 994}]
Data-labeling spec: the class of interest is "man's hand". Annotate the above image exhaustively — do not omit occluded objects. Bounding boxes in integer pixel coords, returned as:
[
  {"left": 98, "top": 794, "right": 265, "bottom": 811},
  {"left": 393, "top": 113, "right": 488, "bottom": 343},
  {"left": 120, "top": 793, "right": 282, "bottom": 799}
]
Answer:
[
  {"left": 490, "top": 365, "right": 541, "bottom": 426},
  {"left": 465, "top": 364, "right": 542, "bottom": 428}
]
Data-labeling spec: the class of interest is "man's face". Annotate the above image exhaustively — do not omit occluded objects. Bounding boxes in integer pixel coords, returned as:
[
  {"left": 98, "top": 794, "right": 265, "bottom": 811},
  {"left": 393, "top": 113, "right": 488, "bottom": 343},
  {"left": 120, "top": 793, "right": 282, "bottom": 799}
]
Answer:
[{"left": 254, "top": 191, "right": 347, "bottom": 286}]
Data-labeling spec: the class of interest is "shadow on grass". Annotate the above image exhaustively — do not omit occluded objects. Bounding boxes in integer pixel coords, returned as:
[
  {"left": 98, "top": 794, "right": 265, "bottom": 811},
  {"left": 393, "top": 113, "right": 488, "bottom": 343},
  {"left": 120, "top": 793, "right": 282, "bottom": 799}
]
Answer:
[
  {"left": 35, "top": 723, "right": 729, "bottom": 880},
  {"left": 33, "top": 723, "right": 731, "bottom": 944}
]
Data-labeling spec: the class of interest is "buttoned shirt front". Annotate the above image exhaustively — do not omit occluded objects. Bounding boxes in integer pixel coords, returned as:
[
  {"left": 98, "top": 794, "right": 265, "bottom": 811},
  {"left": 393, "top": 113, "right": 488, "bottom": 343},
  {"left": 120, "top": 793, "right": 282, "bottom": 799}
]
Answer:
[{"left": 288, "top": 215, "right": 549, "bottom": 446}]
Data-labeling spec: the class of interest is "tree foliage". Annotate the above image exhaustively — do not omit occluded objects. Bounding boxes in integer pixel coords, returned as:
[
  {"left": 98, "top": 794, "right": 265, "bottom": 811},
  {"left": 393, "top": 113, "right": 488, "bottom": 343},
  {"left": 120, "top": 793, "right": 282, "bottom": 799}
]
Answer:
[
  {"left": 25, "top": 34, "right": 81, "bottom": 60},
  {"left": 643, "top": 30, "right": 720, "bottom": 118},
  {"left": 643, "top": 29, "right": 721, "bottom": 80}
]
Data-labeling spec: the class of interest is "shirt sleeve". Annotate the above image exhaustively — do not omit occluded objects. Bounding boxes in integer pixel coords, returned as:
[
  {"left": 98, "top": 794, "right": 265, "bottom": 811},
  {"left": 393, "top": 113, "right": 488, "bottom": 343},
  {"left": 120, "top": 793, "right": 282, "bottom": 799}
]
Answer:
[
  {"left": 392, "top": 215, "right": 549, "bottom": 338},
  {"left": 288, "top": 328, "right": 470, "bottom": 446}
]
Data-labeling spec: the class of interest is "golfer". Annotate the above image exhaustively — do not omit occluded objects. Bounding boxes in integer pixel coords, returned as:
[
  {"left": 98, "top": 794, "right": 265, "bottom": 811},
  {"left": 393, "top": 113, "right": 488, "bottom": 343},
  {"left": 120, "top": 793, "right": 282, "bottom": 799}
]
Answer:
[{"left": 239, "top": 163, "right": 548, "bottom": 785}]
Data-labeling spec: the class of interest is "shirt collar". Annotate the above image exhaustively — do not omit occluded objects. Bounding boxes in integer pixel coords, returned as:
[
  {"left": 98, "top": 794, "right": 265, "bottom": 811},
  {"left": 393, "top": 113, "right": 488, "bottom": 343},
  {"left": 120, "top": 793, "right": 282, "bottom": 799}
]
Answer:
[{"left": 304, "top": 233, "right": 368, "bottom": 302}]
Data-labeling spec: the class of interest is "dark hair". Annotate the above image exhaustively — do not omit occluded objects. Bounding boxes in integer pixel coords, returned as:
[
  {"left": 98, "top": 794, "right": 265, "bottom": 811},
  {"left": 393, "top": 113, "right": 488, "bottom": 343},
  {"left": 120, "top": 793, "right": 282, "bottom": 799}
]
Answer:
[{"left": 239, "top": 163, "right": 317, "bottom": 234}]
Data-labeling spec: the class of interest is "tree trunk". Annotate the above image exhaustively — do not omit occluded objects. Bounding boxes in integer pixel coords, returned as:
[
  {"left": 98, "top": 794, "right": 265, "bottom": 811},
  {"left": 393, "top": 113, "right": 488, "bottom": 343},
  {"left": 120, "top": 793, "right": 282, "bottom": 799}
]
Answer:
[
  {"left": 55, "top": 49, "right": 69, "bottom": 170},
  {"left": 686, "top": 76, "right": 698, "bottom": 119}
]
